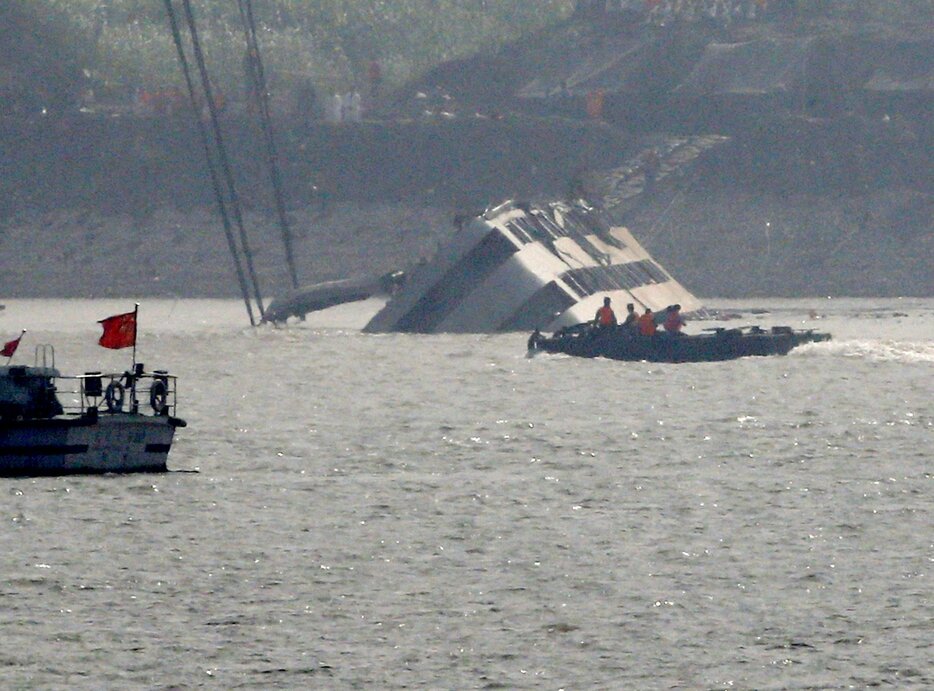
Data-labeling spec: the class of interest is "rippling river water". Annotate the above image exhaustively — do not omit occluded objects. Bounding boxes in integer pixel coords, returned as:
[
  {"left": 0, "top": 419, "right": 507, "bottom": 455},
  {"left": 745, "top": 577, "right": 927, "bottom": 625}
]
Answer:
[{"left": 1, "top": 298, "right": 931, "bottom": 689}]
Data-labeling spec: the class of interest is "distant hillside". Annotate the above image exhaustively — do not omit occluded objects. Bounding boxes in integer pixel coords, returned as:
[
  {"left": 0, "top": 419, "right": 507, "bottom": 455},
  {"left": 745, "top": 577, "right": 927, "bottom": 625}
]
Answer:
[
  {"left": 0, "top": 4, "right": 84, "bottom": 115},
  {"left": 5, "top": 1, "right": 932, "bottom": 115},
  {"left": 0, "top": 2, "right": 931, "bottom": 298}
]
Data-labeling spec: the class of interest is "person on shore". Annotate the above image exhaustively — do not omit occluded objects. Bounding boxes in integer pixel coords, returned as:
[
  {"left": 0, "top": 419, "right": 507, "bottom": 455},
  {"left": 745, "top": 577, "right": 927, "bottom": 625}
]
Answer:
[
  {"left": 367, "top": 59, "right": 383, "bottom": 100},
  {"left": 642, "top": 148, "right": 660, "bottom": 196},
  {"left": 295, "top": 78, "right": 318, "bottom": 124},
  {"left": 638, "top": 307, "right": 657, "bottom": 336},
  {"left": 345, "top": 90, "right": 362, "bottom": 122},
  {"left": 325, "top": 93, "right": 343, "bottom": 123},
  {"left": 243, "top": 48, "right": 261, "bottom": 113},
  {"left": 594, "top": 296, "right": 617, "bottom": 329}
]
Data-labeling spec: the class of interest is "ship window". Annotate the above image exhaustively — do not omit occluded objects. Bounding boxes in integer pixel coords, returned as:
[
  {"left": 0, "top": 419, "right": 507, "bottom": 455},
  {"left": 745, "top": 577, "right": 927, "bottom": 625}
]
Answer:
[
  {"left": 619, "top": 263, "right": 644, "bottom": 288},
  {"left": 566, "top": 206, "right": 623, "bottom": 249},
  {"left": 561, "top": 259, "right": 665, "bottom": 297},
  {"left": 510, "top": 216, "right": 565, "bottom": 247},
  {"left": 644, "top": 260, "right": 669, "bottom": 283},
  {"left": 505, "top": 220, "right": 534, "bottom": 244},
  {"left": 510, "top": 208, "right": 617, "bottom": 268},
  {"left": 561, "top": 272, "right": 587, "bottom": 298},
  {"left": 530, "top": 212, "right": 569, "bottom": 239},
  {"left": 521, "top": 216, "right": 551, "bottom": 242},
  {"left": 560, "top": 210, "right": 594, "bottom": 238},
  {"left": 515, "top": 218, "right": 546, "bottom": 244},
  {"left": 552, "top": 213, "right": 611, "bottom": 266}
]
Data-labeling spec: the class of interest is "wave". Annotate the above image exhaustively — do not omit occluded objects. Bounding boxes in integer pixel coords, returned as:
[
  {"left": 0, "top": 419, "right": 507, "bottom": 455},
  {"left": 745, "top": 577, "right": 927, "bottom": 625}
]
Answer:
[{"left": 792, "top": 339, "right": 934, "bottom": 363}]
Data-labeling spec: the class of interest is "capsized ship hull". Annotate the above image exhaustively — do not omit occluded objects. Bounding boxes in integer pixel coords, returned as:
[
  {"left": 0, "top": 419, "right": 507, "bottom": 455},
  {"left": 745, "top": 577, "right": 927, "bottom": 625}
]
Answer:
[{"left": 364, "top": 199, "right": 704, "bottom": 334}]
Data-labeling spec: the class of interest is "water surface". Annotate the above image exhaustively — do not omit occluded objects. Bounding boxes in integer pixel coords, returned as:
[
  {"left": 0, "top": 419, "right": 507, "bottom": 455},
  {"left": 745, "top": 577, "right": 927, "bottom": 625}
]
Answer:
[{"left": 2, "top": 298, "right": 931, "bottom": 688}]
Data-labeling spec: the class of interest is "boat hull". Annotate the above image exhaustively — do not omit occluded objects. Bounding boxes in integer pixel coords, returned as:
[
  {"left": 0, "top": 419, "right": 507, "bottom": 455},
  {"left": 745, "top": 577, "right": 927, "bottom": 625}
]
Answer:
[
  {"left": 532, "top": 327, "right": 831, "bottom": 363},
  {"left": 0, "top": 414, "right": 183, "bottom": 476}
]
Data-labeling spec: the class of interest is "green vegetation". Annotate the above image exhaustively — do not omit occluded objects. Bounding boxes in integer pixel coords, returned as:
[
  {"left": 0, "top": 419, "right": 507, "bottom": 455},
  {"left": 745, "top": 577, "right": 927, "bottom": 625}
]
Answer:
[
  {"left": 9, "top": 0, "right": 930, "bottom": 107},
  {"left": 774, "top": 0, "right": 931, "bottom": 22},
  {"left": 28, "top": 0, "right": 575, "bottom": 100},
  {"left": 824, "top": 0, "right": 932, "bottom": 24},
  {"left": 1, "top": 4, "right": 85, "bottom": 104}
]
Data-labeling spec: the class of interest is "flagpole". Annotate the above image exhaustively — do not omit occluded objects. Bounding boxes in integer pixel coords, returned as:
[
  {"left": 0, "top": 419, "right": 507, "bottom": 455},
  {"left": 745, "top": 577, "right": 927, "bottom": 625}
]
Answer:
[
  {"left": 132, "top": 303, "right": 140, "bottom": 413},
  {"left": 133, "top": 303, "right": 140, "bottom": 370}
]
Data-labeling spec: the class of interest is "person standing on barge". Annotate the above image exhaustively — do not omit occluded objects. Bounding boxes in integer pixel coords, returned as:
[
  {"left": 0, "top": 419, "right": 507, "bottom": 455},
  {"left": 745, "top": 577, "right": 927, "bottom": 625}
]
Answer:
[
  {"left": 622, "top": 303, "right": 638, "bottom": 329},
  {"left": 638, "top": 308, "right": 657, "bottom": 336},
  {"left": 664, "top": 304, "right": 686, "bottom": 334}
]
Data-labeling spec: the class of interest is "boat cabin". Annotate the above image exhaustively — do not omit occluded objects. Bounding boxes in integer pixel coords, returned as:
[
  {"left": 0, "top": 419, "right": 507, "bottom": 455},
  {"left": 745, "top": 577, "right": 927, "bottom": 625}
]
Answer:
[{"left": 0, "top": 366, "right": 64, "bottom": 421}]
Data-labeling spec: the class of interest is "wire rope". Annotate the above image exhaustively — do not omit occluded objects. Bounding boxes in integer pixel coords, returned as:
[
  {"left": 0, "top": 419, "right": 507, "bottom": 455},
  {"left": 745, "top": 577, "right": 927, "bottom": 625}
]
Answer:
[{"left": 162, "top": 0, "right": 257, "bottom": 326}]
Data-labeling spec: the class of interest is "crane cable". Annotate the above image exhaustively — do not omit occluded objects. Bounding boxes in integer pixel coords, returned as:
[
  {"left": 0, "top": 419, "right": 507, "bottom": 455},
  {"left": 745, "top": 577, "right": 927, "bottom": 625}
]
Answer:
[
  {"left": 162, "top": 0, "right": 257, "bottom": 326},
  {"left": 238, "top": 0, "right": 300, "bottom": 291},
  {"left": 179, "top": 0, "right": 266, "bottom": 315}
]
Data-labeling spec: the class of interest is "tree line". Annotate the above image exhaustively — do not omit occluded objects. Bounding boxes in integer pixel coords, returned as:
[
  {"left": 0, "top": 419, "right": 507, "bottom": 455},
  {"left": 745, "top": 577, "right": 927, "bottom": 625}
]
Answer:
[{"left": 10, "top": 1, "right": 574, "bottom": 105}]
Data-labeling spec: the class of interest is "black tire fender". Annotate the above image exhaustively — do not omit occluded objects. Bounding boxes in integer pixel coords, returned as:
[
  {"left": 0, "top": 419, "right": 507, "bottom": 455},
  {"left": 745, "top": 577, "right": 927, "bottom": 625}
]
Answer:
[
  {"left": 105, "top": 381, "right": 125, "bottom": 413},
  {"left": 149, "top": 379, "right": 168, "bottom": 414}
]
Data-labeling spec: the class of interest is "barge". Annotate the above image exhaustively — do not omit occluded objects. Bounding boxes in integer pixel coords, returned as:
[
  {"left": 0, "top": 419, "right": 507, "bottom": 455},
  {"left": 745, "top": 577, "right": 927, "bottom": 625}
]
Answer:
[{"left": 528, "top": 323, "right": 831, "bottom": 362}]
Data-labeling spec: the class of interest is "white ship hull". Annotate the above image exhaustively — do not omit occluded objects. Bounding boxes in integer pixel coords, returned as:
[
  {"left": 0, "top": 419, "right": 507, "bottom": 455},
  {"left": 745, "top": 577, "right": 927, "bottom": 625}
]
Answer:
[{"left": 365, "top": 200, "right": 703, "bottom": 334}]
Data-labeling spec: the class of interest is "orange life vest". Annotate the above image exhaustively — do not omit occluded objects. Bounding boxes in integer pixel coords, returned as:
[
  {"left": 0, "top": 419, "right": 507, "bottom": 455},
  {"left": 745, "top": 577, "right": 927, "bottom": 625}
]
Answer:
[
  {"left": 664, "top": 311, "right": 683, "bottom": 333},
  {"left": 596, "top": 305, "right": 616, "bottom": 326},
  {"left": 638, "top": 313, "right": 656, "bottom": 336}
]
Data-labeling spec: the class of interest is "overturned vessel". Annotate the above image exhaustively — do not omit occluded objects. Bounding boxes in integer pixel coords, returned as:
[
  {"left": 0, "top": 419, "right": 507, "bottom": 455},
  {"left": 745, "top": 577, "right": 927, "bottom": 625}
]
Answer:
[
  {"left": 364, "top": 199, "right": 704, "bottom": 333},
  {"left": 1, "top": 346, "right": 186, "bottom": 476}
]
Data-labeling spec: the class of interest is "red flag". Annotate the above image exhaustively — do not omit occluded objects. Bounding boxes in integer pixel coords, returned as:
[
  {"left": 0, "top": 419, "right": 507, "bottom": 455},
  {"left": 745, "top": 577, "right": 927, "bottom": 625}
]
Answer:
[
  {"left": 1, "top": 332, "right": 23, "bottom": 358},
  {"left": 98, "top": 311, "right": 137, "bottom": 350}
]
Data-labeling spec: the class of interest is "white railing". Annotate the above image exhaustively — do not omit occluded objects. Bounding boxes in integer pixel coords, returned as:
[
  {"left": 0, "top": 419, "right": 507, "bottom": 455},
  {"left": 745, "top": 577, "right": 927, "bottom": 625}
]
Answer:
[{"left": 57, "top": 370, "right": 179, "bottom": 418}]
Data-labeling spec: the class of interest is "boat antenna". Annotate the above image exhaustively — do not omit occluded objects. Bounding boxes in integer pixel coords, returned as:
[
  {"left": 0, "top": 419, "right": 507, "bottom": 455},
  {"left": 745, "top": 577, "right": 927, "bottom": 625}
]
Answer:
[
  {"left": 162, "top": 0, "right": 257, "bottom": 326},
  {"left": 237, "top": 0, "right": 300, "bottom": 291},
  {"left": 177, "top": 0, "right": 266, "bottom": 317}
]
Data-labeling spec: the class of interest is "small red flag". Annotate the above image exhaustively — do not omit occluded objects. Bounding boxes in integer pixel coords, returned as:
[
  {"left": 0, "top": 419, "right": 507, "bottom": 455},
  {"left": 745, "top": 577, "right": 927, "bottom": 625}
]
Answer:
[
  {"left": 98, "top": 311, "right": 137, "bottom": 350},
  {"left": 1, "top": 332, "right": 23, "bottom": 358}
]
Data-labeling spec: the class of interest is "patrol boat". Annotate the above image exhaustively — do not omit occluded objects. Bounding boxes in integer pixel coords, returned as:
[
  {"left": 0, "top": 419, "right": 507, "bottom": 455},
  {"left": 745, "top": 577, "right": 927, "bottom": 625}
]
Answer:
[{"left": 0, "top": 346, "right": 185, "bottom": 476}]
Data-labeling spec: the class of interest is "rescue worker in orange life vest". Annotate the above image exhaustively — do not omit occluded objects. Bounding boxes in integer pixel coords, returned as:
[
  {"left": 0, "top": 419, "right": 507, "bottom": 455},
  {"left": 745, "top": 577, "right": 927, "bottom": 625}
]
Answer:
[
  {"left": 664, "top": 304, "right": 685, "bottom": 335},
  {"left": 594, "top": 296, "right": 617, "bottom": 329},
  {"left": 638, "top": 308, "right": 657, "bottom": 336}
]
